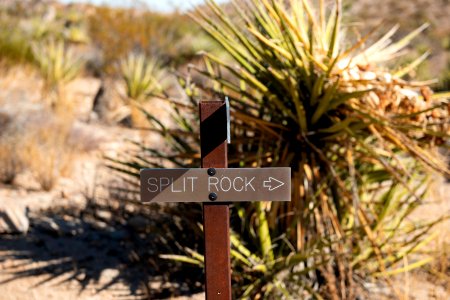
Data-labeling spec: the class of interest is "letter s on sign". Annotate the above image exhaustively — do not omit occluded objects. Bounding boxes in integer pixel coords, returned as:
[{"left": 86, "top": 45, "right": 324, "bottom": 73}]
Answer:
[{"left": 147, "top": 177, "right": 158, "bottom": 192}]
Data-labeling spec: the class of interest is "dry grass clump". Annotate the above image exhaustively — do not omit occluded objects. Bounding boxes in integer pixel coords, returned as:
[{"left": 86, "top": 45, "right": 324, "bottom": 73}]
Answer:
[
  {"left": 0, "top": 21, "right": 33, "bottom": 66},
  {"left": 22, "top": 118, "right": 75, "bottom": 191},
  {"left": 428, "top": 239, "right": 450, "bottom": 288},
  {"left": 0, "top": 111, "right": 88, "bottom": 191},
  {"left": 119, "top": 52, "right": 166, "bottom": 127},
  {"left": 0, "top": 111, "right": 25, "bottom": 184},
  {"left": 341, "top": 64, "right": 449, "bottom": 123},
  {"left": 87, "top": 6, "right": 209, "bottom": 72},
  {"left": 0, "top": 3, "right": 89, "bottom": 66},
  {"left": 31, "top": 39, "right": 85, "bottom": 111},
  {"left": 31, "top": 39, "right": 85, "bottom": 91},
  {"left": 0, "top": 136, "right": 26, "bottom": 184}
]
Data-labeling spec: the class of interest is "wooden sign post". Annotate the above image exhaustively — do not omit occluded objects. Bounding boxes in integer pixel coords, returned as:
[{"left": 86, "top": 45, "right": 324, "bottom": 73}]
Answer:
[
  {"left": 140, "top": 100, "right": 291, "bottom": 300},
  {"left": 200, "top": 101, "right": 232, "bottom": 300}
]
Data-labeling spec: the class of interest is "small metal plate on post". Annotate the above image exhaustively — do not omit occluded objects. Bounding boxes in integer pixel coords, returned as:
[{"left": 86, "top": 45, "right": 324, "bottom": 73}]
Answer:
[
  {"left": 140, "top": 167, "right": 291, "bottom": 203},
  {"left": 225, "top": 97, "right": 230, "bottom": 144}
]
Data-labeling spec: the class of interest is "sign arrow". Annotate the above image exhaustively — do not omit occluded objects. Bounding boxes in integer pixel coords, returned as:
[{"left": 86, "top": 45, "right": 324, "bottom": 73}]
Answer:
[{"left": 263, "top": 177, "right": 285, "bottom": 191}]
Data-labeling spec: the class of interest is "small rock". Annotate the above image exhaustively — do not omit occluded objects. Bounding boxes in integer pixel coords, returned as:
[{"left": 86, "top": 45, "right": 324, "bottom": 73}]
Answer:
[
  {"left": 75, "top": 272, "right": 87, "bottom": 282},
  {"left": 90, "top": 219, "right": 108, "bottom": 230},
  {"left": 125, "top": 203, "right": 136, "bottom": 213},
  {"left": 149, "top": 281, "right": 162, "bottom": 290},
  {"left": 360, "top": 71, "right": 377, "bottom": 81},
  {"left": 96, "top": 209, "right": 112, "bottom": 221},
  {"left": 33, "top": 217, "right": 60, "bottom": 235},
  {"left": 92, "top": 79, "right": 126, "bottom": 124},
  {"left": 98, "top": 268, "right": 120, "bottom": 285},
  {"left": 60, "top": 189, "right": 69, "bottom": 199},
  {"left": 0, "top": 201, "right": 29, "bottom": 234},
  {"left": 64, "top": 77, "right": 101, "bottom": 120},
  {"left": 170, "top": 293, "right": 205, "bottom": 300},
  {"left": 34, "top": 216, "right": 81, "bottom": 236}
]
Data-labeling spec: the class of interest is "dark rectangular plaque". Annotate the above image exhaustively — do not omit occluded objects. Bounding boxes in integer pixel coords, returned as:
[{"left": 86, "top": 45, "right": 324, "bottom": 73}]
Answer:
[{"left": 140, "top": 167, "right": 291, "bottom": 203}]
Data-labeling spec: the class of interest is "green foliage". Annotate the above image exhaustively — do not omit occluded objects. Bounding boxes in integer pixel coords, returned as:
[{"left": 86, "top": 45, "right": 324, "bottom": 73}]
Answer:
[
  {"left": 32, "top": 39, "right": 84, "bottom": 92},
  {"left": 110, "top": 0, "right": 449, "bottom": 298},
  {"left": 87, "top": 7, "right": 215, "bottom": 73},
  {"left": 0, "top": 6, "right": 89, "bottom": 66},
  {"left": 0, "top": 15, "right": 33, "bottom": 64},
  {"left": 120, "top": 53, "right": 164, "bottom": 101},
  {"left": 189, "top": 2, "right": 449, "bottom": 296}
]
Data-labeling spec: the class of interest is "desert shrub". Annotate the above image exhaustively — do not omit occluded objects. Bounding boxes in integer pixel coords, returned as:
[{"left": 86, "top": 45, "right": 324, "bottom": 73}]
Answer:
[
  {"left": 0, "top": 17, "right": 34, "bottom": 65},
  {"left": 110, "top": 0, "right": 449, "bottom": 298},
  {"left": 0, "top": 135, "right": 26, "bottom": 184},
  {"left": 120, "top": 53, "right": 164, "bottom": 101},
  {"left": 0, "top": 5, "right": 87, "bottom": 113},
  {"left": 31, "top": 39, "right": 84, "bottom": 90},
  {"left": 0, "top": 110, "right": 83, "bottom": 191},
  {"left": 0, "top": 4, "right": 89, "bottom": 66},
  {"left": 22, "top": 118, "right": 75, "bottom": 191},
  {"left": 31, "top": 39, "right": 85, "bottom": 111},
  {"left": 119, "top": 52, "right": 165, "bottom": 127},
  {"left": 346, "top": 0, "right": 450, "bottom": 84},
  {"left": 0, "top": 113, "right": 26, "bottom": 184},
  {"left": 87, "top": 6, "right": 215, "bottom": 73}
]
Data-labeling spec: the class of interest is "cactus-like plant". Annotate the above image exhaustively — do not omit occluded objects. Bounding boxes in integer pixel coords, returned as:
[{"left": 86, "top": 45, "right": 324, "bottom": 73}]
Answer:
[
  {"left": 111, "top": 0, "right": 449, "bottom": 298},
  {"left": 119, "top": 53, "right": 165, "bottom": 126},
  {"left": 32, "top": 39, "right": 84, "bottom": 109},
  {"left": 120, "top": 53, "right": 164, "bottom": 102}
]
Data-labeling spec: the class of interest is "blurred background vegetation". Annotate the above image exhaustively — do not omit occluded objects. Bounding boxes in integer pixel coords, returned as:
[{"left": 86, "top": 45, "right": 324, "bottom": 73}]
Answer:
[{"left": 0, "top": 0, "right": 448, "bottom": 299}]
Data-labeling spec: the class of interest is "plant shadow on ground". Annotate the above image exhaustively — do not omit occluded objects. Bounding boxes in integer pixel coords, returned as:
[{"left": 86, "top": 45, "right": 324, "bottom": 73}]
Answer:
[{"left": 0, "top": 196, "right": 205, "bottom": 299}]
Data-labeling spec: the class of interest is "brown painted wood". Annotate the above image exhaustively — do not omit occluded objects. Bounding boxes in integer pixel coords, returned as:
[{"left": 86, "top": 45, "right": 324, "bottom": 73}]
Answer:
[{"left": 200, "top": 101, "right": 232, "bottom": 300}]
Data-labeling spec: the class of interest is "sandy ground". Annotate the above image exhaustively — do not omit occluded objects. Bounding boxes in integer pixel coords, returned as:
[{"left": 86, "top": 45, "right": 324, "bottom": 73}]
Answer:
[
  {"left": 0, "top": 66, "right": 449, "bottom": 300},
  {"left": 0, "top": 68, "right": 205, "bottom": 299}
]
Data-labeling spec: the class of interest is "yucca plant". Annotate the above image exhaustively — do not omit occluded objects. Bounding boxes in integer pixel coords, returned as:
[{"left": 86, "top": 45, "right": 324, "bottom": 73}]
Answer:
[
  {"left": 110, "top": 0, "right": 449, "bottom": 298},
  {"left": 63, "top": 26, "right": 90, "bottom": 44},
  {"left": 119, "top": 53, "right": 165, "bottom": 127},
  {"left": 32, "top": 38, "right": 84, "bottom": 110}
]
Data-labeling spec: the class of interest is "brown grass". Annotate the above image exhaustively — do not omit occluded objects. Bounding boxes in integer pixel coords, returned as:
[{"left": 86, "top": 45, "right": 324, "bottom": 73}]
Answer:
[
  {"left": 429, "top": 239, "right": 450, "bottom": 290},
  {"left": 86, "top": 6, "right": 205, "bottom": 73},
  {"left": 0, "top": 110, "right": 82, "bottom": 191},
  {"left": 0, "top": 136, "right": 26, "bottom": 184},
  {"left": 22, "top": 118, "right": 75, "bottom": 191}
]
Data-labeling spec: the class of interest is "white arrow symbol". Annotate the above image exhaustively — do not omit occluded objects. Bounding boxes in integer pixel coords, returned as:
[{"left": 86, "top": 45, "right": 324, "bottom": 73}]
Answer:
[{"left": 263, "top": 177, "right": 285, "bottom": 191}]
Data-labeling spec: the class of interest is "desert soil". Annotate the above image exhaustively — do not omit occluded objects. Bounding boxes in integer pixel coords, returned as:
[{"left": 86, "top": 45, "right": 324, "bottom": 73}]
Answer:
[{"left": 0, "top": 66, "right": 449, "bottom": 300}]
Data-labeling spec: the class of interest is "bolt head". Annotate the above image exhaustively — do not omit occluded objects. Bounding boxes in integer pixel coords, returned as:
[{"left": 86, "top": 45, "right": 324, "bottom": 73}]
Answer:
[
  {"left": 208, "top": 192, "right": 217, "bottom": 201},
  {"left": 207, "top": 168, "right": 216, "bottom": 176}
]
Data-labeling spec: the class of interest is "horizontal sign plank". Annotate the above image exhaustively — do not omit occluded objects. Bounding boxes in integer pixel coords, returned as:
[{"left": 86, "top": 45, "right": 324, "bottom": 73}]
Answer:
[{"left": 140, "top": 168, "right": 291, "bottom": 203}]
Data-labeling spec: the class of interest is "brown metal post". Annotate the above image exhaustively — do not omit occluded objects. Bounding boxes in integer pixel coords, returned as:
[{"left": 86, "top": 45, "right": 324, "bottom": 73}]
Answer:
[{"left": 200, "top": 101, "right": 232, "bottom": 300}]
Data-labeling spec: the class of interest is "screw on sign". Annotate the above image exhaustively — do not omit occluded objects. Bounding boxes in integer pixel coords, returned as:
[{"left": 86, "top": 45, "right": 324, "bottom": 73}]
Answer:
[{"left": 140, "top": 100, "right": 291, "bottom": 300}]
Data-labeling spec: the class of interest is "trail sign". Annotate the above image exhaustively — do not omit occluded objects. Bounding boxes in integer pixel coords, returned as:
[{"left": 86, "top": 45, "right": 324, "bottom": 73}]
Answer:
[
  {"left": 140, "top": 167, "right": 291, "bottom": 203},
  {"left": 139, "top": 100, "right": 291, "bottom": 300}
]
